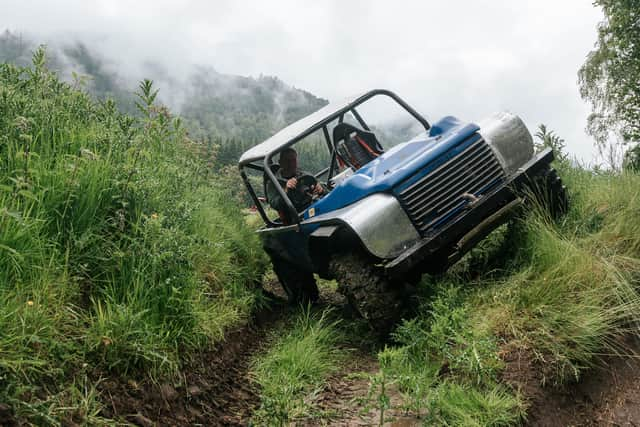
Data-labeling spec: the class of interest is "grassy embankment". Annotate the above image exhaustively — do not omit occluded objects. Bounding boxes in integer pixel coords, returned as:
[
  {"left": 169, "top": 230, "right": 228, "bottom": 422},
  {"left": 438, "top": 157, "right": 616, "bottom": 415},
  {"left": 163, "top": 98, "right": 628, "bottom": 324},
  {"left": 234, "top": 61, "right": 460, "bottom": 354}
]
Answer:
[
  {"left": 251, "top": 164, "right": 640, "bottom": 425},
  {"left": 373, "top": 165, "right": 640, "bottom": 425},
  {"left": 0, "top": 50, "right": 267, "bottom": 424}
]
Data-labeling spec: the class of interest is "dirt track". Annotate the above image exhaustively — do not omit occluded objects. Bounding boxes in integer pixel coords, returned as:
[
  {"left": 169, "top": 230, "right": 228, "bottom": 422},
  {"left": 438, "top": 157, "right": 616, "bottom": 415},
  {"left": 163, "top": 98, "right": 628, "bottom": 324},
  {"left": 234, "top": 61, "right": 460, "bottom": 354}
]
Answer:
[
  {"left": 503, "top": 336, "right": 640, "bottom": 427},
  {"left": 98, "top": 299, "right": 285, "bottom": 426},
  {"left": 95, "top": 281, "right": 413, "bottom": 426},
  {"left": 95, "top": 284, "right": 640, "bottom": 426}
]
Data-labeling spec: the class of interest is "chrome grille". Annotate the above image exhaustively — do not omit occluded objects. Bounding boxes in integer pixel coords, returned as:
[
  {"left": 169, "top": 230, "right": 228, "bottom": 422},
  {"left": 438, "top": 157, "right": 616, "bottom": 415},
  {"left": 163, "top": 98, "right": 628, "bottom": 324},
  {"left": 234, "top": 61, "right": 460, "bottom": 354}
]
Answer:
[{"left": 397, "top": 138, "right": 505, "bottom": 235}]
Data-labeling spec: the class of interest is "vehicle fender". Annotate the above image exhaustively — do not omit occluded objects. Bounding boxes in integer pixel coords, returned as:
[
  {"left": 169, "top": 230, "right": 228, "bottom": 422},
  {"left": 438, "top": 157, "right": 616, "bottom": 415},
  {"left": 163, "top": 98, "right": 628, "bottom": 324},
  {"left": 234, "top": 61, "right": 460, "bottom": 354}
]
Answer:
[
  {"left": 258, "top": 224, "right": 316, "bottom": 272},
  {"left": 478, "top": 112, "right": 534, "bottom": 176},
  {"left": 302, "top": 193, "right": 420, "bottom": 259}
]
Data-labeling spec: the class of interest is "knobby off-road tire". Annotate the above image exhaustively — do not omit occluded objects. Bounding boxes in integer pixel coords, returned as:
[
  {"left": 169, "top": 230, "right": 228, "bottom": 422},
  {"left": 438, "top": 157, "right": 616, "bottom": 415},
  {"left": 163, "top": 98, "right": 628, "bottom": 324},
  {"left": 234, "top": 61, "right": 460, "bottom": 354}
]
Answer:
[{"left": 329, "top": 251, "right": 408, "bottom": 335}]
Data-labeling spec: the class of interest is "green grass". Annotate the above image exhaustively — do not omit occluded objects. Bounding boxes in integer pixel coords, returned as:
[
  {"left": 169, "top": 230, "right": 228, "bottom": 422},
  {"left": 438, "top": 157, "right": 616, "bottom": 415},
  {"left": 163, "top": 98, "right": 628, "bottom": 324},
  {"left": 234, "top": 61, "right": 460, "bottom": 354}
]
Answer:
[
  {"left": 0, "top": 49, "right": 267, "bottom": 424},
  {"left": 372, "top": 165, "right": 640, "bottom": 424},
  {"left": 426, "top": 382, "right": 524, "bottom": 427},
  {"left": 4, "top": 48, "right": 640, "bottom": 426},
  {"left": 251, "top": 307, "right": 341, "bottom": 426}
]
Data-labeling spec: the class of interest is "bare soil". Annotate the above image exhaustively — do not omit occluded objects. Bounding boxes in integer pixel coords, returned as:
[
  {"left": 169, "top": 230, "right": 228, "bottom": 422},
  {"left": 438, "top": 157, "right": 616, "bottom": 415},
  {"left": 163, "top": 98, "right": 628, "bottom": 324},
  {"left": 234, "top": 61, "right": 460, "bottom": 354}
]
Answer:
[
  {"left": 98, "top": 296, "right": 286, "bottom": 426},
  {"left": 502, "top": 336, "right": 640, "bottom": 426},
  {"left": 307, "top": 351, "right": 422, "bottom": 426}
]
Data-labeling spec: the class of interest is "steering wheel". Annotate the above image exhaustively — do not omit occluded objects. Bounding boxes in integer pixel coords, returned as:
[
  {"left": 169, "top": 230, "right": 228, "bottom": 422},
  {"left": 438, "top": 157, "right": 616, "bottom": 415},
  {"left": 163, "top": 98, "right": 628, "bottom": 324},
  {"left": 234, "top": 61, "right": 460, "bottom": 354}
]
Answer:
[
  {"left": 298, "top": 174, "right": 325, "bottom": 204},
  {"left": 277, "top": 174, "right": 323, "bottom": 213},
  {"left": 295, "top": 174, "right": 317, "bottom": 195},
  {"left": 288, "top": 174, "right": 321, "bottom": 208}
]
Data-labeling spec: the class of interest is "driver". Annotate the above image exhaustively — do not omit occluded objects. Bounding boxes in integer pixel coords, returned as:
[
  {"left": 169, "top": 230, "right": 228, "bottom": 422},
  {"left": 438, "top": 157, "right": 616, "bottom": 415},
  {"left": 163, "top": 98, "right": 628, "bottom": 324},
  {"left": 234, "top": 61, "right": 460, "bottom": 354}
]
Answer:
[
  {"left": 266, "top": 147, "right": 325, "bottom": 216},
  {"left": 264, "top": 147, "right": 323, "bottom": 305}
]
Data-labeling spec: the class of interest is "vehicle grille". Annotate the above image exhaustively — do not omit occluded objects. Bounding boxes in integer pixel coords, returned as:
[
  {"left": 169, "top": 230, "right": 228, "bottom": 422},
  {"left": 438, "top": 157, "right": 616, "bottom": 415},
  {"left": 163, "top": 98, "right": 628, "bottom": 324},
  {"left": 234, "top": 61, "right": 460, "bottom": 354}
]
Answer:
[{"left": 397, "top": 137, "right": 505, "bottom": 235}]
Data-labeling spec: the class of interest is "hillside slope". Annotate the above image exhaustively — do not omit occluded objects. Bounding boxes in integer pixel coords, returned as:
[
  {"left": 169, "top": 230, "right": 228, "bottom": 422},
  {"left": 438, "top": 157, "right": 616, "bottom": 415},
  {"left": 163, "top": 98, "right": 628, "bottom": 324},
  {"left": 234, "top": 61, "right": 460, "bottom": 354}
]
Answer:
[
  {"left": 3, "top": 36, "right": 640, "bottom": 427},
  {"left": 0, "top": 49, "right": 268, "bottom": 425},
  {"left": 0, "top": 30, "right": 328, "bottom": 144}
]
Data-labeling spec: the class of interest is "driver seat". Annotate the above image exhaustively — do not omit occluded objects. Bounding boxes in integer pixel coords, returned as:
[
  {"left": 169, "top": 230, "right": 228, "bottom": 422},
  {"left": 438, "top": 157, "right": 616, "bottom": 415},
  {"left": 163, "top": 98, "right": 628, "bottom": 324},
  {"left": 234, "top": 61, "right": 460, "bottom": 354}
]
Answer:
[{"left": 332, "top": 123, "right": 384, "bottom": 170}]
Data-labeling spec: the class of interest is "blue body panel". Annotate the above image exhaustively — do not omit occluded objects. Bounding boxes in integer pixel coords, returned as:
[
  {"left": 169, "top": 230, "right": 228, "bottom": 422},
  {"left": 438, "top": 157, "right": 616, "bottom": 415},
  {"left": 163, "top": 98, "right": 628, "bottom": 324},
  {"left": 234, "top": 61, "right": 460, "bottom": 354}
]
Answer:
[{"left": 303, "top": 116, "right": 479, "bottom": 219}]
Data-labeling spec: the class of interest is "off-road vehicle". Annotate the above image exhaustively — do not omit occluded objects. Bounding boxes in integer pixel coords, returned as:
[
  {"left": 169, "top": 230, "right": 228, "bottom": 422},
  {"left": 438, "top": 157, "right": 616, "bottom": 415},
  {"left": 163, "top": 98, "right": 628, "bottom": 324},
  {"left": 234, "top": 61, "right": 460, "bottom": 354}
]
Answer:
[{"left": 238, "top": 89, "right": 567, "bottom": 329}]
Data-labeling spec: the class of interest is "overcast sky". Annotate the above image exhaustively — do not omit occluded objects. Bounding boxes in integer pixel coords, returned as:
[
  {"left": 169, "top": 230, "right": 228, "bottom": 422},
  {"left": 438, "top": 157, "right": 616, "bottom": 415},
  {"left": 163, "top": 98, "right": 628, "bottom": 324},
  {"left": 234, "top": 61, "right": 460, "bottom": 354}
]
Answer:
[{"left": 2, "top": 0, "right": 603, "bottom": 162}]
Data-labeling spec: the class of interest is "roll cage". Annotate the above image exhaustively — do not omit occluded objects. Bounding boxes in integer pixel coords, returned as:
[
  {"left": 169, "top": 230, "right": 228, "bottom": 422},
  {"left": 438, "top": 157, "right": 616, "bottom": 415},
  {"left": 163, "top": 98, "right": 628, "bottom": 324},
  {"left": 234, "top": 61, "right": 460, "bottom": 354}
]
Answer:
[{"left": 238, "top": 89, "right": 431, "bottom": 227}]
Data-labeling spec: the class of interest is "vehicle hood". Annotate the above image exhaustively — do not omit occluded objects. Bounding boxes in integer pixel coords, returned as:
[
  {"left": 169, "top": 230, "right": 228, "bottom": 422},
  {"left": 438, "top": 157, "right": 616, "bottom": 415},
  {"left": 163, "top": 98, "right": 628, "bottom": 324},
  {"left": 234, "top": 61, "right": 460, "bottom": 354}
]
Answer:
[{"left": 304, "top": 116, "right": 480, "bottom": 219}]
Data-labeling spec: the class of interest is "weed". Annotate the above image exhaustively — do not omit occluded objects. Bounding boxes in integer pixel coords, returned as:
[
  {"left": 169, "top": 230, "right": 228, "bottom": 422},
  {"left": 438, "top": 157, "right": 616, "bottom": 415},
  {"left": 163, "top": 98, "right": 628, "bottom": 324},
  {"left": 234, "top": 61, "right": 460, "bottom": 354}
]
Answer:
[
  {"left": 365, "top": 348, "right": 395, "bottom": 426},
  {"left": 251, "top": 307, "right": 341, "bottom": 425},
  {"left": 0, "top": 48, "right": 266, "bottom": 423}
]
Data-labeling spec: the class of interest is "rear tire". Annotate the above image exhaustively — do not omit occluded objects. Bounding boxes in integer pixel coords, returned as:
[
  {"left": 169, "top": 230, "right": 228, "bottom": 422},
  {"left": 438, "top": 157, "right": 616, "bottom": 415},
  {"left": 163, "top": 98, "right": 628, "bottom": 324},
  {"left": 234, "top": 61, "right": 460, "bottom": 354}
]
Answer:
[
  {"left": 271, "top": 257, "right": 319, "bottom": 305},
  {"left": 525, "top": 166, "right": 569, "bottom": 219}
]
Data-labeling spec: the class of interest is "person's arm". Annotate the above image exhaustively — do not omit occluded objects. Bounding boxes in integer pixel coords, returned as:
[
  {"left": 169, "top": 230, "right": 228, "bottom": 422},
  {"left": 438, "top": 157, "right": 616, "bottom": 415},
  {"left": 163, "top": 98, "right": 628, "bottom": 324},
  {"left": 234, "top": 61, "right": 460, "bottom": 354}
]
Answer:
[
  {"left": 313, "top": 182, "right": 328, "bottom": 195},
  {"left": 266, "top": 179, "right": 286, "bottom": 212}
]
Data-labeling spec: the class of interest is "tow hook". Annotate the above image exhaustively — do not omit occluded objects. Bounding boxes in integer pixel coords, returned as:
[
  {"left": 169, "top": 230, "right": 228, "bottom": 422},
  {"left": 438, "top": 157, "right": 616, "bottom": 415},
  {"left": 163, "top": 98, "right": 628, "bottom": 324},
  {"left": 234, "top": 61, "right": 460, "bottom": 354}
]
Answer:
[{"left": 462, "top": 192, "right": 480, "bottom": 208}]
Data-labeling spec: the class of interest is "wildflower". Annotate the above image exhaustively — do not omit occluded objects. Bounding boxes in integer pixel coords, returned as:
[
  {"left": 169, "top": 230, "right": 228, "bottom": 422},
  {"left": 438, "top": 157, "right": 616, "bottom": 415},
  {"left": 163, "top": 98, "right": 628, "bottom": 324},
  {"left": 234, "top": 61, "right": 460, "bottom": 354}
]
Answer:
[
  {"left": 26, "top": 300, "right": 34, "bottom": 306},
  {"left": 151, "top": 213, "right": 159, "bottom": 220}
]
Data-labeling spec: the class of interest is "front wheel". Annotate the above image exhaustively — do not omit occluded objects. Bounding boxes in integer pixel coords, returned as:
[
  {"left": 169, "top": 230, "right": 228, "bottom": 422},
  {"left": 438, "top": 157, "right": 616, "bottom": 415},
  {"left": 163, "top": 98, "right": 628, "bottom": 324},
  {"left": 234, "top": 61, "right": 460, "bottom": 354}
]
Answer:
[{"left": 328, "top": 251, "right": 411, "bottom": 335}]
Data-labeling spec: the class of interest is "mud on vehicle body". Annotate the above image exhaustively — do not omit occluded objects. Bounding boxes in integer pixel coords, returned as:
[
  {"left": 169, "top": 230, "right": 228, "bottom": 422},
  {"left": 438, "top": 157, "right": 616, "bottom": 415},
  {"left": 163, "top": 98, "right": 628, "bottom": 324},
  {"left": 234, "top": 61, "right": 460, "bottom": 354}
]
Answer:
[{"left": 238, "top": 89, "right": 567, "bottom": 330}]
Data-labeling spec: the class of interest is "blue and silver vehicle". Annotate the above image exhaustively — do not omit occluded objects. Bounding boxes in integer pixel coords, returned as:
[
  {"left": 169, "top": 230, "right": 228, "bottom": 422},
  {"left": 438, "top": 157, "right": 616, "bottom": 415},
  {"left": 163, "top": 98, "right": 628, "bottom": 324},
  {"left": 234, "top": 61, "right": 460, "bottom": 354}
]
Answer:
[{"left": 238, "top": 89, "right": 567, "bottom": 330}]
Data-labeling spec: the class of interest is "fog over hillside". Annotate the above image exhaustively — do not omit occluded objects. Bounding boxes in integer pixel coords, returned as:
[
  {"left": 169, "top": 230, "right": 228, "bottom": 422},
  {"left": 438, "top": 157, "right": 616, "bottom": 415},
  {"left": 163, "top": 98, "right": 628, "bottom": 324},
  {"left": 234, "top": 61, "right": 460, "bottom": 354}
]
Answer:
[
  {"left": 0, "top": 30, "right": 328, "bottom": 144},
  {"left": 1, "top": 1, "right": 604, "bottom": 164}
]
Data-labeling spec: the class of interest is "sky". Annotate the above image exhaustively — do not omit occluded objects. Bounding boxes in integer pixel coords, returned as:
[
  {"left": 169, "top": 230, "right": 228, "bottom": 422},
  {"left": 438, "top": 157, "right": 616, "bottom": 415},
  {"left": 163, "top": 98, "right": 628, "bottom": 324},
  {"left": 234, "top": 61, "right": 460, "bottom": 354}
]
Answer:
[{"left": 1, "top": 0, "right": 603, "bottom": 163}]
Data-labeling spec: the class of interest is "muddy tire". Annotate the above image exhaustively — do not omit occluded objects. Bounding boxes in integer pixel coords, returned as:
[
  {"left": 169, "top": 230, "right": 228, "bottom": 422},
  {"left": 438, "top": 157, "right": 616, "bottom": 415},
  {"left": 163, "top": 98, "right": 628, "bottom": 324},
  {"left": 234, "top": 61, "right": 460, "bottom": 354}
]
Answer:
[
  {"left": 526, "top": 166, "right": 569, "bottom": 219},
  {"left": 329, "top": 251, "right": 408, "bottom": 334}
]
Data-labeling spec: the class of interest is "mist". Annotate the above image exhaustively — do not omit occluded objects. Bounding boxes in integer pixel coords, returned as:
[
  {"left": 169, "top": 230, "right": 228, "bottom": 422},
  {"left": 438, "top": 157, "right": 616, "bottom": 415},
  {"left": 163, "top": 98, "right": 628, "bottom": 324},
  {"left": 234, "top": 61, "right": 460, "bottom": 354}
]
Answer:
[{"left": 0, "top": 0, "right": 603, "bottom": 162}]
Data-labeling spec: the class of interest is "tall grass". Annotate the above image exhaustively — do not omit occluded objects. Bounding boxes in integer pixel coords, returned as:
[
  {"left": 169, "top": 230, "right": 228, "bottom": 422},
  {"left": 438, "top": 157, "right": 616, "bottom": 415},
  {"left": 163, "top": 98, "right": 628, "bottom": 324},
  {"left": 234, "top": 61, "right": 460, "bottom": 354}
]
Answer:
[
  {"left": 251, "top": 308, "right": 341, "bottom": 425},
  {"left": 377, "top": 165, "right": 640, "bottom": 423},
  {"left": 0, "top": 48, "right": 267, "bottom": 424}
]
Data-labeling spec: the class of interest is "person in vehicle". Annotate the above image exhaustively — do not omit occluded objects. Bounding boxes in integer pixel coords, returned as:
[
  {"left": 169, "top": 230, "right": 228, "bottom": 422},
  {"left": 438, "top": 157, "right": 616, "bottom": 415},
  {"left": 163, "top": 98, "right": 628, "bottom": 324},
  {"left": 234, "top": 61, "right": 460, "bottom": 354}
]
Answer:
[
  {"left": 264, "top": 147, "right": 323, "bottom": 304},
  {"left": 266, "top": 147, "right": 325, "bottom": 215}
]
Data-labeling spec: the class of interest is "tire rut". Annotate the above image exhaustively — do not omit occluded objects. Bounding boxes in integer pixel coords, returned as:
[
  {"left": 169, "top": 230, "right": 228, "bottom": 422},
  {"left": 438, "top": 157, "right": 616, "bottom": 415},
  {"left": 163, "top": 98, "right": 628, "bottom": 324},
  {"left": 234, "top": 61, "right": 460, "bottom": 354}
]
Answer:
[{"left": 98, "top": 295, "right": 286, "bottom": 426}]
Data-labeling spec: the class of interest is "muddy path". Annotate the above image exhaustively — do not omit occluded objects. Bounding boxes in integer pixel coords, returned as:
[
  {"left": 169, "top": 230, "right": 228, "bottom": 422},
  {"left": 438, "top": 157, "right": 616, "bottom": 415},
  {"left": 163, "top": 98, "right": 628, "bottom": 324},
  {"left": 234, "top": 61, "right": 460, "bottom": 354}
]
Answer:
[
  {"left": 95, "top": 279, "right": 381, "bottom": 426},
  {"left": 96, "top": 278, "right": 419, "bottom": 426},
  {"left": 96, "top": 278, "right": 640, "bottom": 426},
  {"left": 98, "top": 293, "right": 287, "bottom": 426}
]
